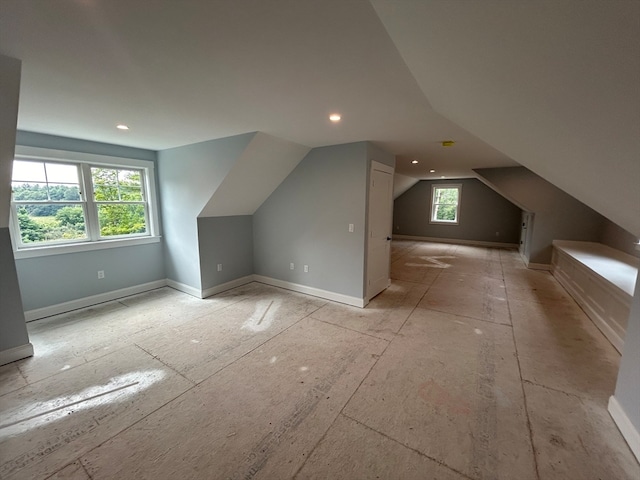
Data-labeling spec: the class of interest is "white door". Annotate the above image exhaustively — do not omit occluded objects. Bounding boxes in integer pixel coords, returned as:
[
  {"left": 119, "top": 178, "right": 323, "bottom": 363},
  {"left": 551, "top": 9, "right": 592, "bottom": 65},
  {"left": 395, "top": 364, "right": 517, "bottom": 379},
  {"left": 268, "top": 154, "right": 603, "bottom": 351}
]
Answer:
[{"left": 366, "top": 161, "right": 394, "bottom": 300}]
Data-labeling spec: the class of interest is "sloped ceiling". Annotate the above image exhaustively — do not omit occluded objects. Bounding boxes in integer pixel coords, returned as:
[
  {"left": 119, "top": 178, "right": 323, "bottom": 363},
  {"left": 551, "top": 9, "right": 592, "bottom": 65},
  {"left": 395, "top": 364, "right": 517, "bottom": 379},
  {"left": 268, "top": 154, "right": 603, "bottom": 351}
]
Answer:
[
  {"left": 199, "top": 133, "right": 310, "bottom": 217},
  {"left": 0, "top": 0, "right": 515, "bottom": 179},
  {"left": 371, "top": 0, "right": 640, "bottom": 236}
]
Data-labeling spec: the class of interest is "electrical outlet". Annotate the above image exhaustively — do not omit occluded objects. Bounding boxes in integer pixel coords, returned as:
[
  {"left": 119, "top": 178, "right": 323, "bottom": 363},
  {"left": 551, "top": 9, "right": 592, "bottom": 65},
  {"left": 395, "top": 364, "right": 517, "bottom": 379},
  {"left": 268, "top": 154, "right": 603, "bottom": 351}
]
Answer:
[
  {"left": 217, "top": 264, "right": 223, "bottom": 272},
  {"left": 97, "top": 270, "right": 105, "bottom": 279},
  {"left": 304, "top": 265, "right": 309, "bottom": 273},
  {"left": 290, "top": 263, "right": 295, "bottom": 270},
  {"left": 348, "top": 223, "right": 354, "bottom": 233}
]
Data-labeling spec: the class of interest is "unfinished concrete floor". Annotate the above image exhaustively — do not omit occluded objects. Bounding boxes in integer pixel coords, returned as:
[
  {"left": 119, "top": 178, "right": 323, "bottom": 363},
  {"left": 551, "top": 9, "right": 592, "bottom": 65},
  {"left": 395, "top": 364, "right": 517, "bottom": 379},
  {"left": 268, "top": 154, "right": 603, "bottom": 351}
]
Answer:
[{"left": 1, "top": 240, "right": 638, "bottom": 479}]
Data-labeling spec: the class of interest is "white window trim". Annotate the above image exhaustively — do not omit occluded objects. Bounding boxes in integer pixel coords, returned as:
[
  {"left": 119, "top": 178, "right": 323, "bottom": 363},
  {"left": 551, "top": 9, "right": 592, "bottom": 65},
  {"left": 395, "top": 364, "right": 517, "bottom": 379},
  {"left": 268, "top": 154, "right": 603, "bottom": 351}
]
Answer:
[
  {"left": 429, "top": 183, "right": 462, "bottom": 225},
  {"left": 11, "top": 146, "right": 161, "bottom": 259}
]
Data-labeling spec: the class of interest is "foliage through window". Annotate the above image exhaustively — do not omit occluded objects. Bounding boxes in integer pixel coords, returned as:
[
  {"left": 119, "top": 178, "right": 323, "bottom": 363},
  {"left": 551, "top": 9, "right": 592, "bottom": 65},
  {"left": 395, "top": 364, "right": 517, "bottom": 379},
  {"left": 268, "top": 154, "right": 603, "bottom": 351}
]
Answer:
[
  {"left": 430, "top": 184, "right": 461, "bottom": 224},
  {"left": 11, "top": 156, "right": 156, "bottom": 249}
]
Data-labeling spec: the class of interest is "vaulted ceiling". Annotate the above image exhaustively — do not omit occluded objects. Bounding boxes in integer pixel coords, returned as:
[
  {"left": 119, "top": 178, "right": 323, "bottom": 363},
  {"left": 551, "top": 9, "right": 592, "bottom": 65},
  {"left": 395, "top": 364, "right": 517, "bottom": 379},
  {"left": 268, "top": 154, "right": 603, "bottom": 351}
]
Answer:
[{"left": 1, "top": 0, "right": 638, "bottom": 234}]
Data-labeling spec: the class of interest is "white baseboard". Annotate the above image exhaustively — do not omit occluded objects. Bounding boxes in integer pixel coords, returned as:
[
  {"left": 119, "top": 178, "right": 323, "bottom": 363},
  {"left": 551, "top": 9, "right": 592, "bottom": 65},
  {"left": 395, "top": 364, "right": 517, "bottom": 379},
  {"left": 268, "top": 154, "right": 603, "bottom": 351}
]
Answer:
[
  {"left": 526, "top": 262, "right": 551, "bottom": 271},
  {"left": 0, "top": 343, "right": 34, "bottom": 366},
  {"left": 24, "top": 280, "right": 168, "bottom": 322},
  {"left": 253, "top": 275, "right": 366, "bottom": 307},
  {"left": 608, "top": 395, "right": 640, "bottom": 462},
  {"left": 165, "top": 279, "right": 201, "bottom": 298},
  {"left": 201, "top": 275, "right": 255, "bottom": 298},
  {"left": 393, "top": 235, "right": 518, "bottom": 249}
]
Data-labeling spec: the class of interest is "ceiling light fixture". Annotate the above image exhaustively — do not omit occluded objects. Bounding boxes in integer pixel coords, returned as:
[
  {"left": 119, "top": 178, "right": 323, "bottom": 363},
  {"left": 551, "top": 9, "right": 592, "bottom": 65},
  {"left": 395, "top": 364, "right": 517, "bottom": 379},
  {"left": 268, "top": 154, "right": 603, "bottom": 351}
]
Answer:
[
  {"left": 440, "top": 175, "right": 446, "bottom": 179},
  {"left": 441, "top": 140, "right": 455, "bottom": 147},
  {"left": 329, "top": 114, "right": 341, "bottom": 122},
  {"left": 411, "top": 160, "right": 418, "bottom": 164},
  {"left": 429, "top": 169, "right": 436, "bottom": 173},
  {"left": 116, "top": 124, "right": 130, "bottom": 130}
]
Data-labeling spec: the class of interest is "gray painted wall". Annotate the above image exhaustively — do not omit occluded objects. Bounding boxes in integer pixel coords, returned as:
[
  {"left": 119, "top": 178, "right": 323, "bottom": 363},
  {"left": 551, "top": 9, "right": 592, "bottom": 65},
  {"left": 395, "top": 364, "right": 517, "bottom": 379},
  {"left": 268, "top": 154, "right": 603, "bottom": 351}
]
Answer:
[
  {"left": 13, "top": 132, "right": 165, "bottom": 312},
  {"left": 198, "top": 216, "right": 253, "bottom": 291},
  {"left": 0, "top": 54, "right": 30, "bottom": 357},
  {"left": 0, "top": 228, "right": 29, "bottom": 352},
  {"left": 253, "top": 142, "right": 370, "bottom": 299},
  {"left": 614, "top": 272, "right": 640, "bottom": 443},
  {"left": 475, "top": 167, "right": 604, "bottom": 264},
  {"left": 600, "top": 220, "right": 640, "bottom": 259},
  {"left": 16, "top": 243, "right": 165, "bottom": 311},
  {"left": 157, "top": 133, "right": 255, "bottom": 289},
  {"left": 393, "top": 178, "right": 521, "bottom": 244}
]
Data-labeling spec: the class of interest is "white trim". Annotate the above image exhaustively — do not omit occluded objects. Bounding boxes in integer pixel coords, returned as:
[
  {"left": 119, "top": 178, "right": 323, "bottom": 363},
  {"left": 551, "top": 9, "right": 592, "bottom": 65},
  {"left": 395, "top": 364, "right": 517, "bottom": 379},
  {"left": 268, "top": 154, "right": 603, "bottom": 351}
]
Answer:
[
  {"left": 13, "top": 235, "right": 160, "bottom": 259},
  {"left": 0, "top": 343, "right": 34, "bottom": 366},
  {"left": 201, "top": 275, "right": 254, "bottom": 298},
  {"left": 24, "top": 280, "right": 167, "bottom": 321},
  {"left": 11, "top": 146, "right": 160, "bottom": 257},
  {"left": 166, "top": 279, "right": 202, "bottom": 298},
  {"left": 393, "top": 235, "right": 518, "bottom": 249},
  {"left": 608, "top": 395, "right": 640, "bottom": 462},
  {"left": 526, "top": 262, "right": 551, "bottom": 271},
  {"left": 253, "top": 275, "right": 366, "bottom": 307},
  {"left": 429, "top": 183, "right": 462, "bottom": 225}
]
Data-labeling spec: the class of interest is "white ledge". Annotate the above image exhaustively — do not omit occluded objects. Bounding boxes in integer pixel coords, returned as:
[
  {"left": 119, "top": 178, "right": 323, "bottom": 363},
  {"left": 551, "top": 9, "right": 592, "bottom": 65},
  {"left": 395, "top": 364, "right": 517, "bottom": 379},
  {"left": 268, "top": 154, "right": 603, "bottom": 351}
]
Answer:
[{"left": 552, "top": 240, "right": 638, "bottom": 297}]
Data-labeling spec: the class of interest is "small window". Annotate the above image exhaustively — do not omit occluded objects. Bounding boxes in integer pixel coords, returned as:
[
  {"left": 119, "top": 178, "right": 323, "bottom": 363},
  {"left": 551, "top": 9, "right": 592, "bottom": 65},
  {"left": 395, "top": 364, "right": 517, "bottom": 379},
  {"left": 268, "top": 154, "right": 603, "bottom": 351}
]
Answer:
[
  {"left": 10, "top": 147, "right": 159, "bottom": 255},
  {"left": 430, "top": 184, "right": 461, "bottom": 224}
]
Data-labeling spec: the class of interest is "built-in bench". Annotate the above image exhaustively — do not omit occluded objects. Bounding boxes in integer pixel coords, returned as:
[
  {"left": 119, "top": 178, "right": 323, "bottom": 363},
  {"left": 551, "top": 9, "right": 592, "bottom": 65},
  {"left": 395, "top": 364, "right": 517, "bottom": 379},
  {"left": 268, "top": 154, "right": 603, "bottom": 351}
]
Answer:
[{"left": 551, "top": 240, "right": 638, "bottom": 353}]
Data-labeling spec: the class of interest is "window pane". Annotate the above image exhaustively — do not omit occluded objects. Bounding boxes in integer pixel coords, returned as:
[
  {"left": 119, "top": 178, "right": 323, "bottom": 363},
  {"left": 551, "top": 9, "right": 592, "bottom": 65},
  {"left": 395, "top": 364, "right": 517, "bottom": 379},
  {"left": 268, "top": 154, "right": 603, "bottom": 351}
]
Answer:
[
  {"left": 97, "top": 204, "right": 147, "bottom": 237},
  {"left": 48, "top": 183, "right": 81, "bottom": 201},
  {"left": 16, "top": 204, "right": 87, "bottom": 244},
  {"left": 91, "top": 168, "right": 117, "bottom": 186},
  {"left": 119, "top": 186, "right": 143, "bottom": 201},
  {"left": 12, "top": 182, "right": 49, "bottom": 201},
  {"left": 12, "top": 161, "right": 46, "bottom": 182},
  {"left": 94, "top": 184, "right": 119, "bottom": 201},
  {"left": 45, "top": 163, "right": 79, "bottom": 184},
  {"left": 118, "top": 169, "right": 141, "bottom": 186},
  {"left": 435, "top": 188, "right": 458, "bottom": 204},
  {"left": 435, "top": 204, "right": 457, "bottom": 221}
]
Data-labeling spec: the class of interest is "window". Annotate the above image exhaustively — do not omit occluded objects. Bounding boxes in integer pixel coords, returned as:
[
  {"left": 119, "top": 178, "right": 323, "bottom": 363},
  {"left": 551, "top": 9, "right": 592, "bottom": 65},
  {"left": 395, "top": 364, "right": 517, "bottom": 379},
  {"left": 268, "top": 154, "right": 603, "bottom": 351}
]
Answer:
[
  {"left": 430, "top": 184, "right": 461, "bottom": 224},
  {"left": 10, "top": 146, "right": 159, "bottom": 257}
]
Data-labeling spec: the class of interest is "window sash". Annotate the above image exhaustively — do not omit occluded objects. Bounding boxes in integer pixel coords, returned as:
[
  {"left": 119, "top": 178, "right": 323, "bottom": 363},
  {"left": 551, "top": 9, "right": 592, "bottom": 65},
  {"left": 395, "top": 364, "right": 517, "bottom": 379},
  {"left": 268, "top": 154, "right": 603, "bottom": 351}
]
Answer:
[
  {"left": 430, "top": 185, "right": 461, "bottom": 224},
  {"left": 10, "top": 149, "right": 157, "bottom": 251}
]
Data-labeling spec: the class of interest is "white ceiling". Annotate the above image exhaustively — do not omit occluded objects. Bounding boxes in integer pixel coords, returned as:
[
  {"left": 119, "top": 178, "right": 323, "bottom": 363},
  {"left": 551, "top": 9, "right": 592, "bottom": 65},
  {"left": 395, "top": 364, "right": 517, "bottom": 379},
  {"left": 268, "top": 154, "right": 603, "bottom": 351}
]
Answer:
[{"left": 0, "top": 0, "right": 516, "bottom": 180}]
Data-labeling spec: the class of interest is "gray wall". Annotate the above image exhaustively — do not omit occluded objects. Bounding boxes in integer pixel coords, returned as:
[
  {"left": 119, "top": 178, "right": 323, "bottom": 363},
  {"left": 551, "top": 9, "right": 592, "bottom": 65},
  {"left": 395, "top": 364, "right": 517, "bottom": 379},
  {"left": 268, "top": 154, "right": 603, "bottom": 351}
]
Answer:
[
  {"left": 393, "top": 178, "right": 521, "bottom": 244},
  {"left": 253, "top": 142, "right": 370, "bottom": 299},
  {"left": 157, "top": 133, "right": 255, "bottom": 290},
  {"left": 475, "top": 167, "right": 605, "bottom": 264},
  {"left": 0, "top": 54, "right": 30, "bottom": 357},
  {"left": 600, "top": 219, "right": 640, "bottom": 259},
  {"left": 13, "top": 132, "right": 165, "bottom": 312},
  {"left": 16, "top": 243, "right": 165, "bottom": 311},
  {"left": 613, "top": 272, "right": 640, "bottom": 444},
  {"left": 198, "top": 216, "right": 253, "bottom": 291}
]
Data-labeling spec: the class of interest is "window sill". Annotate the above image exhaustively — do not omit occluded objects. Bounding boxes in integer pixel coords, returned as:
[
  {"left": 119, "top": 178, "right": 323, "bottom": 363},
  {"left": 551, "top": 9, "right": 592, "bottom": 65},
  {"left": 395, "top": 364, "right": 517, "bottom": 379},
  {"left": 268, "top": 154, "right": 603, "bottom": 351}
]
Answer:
[
  {"left": 13, "top": 235, "right": 161, "bottom": 259},
  {"left": 429, "top": 220, "right": 460, "bottom": 225}
]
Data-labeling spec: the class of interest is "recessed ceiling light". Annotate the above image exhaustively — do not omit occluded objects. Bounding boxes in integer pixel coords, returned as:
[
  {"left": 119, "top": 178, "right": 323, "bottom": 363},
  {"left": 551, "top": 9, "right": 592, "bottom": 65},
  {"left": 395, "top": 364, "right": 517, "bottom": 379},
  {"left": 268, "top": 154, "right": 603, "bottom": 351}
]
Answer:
[
  {"left": 411, "top": 160, "right": 418, "bottom": 164},
  {"left": 440, "top": 175, "right": 446, "bottom": 178},
  {"left": 116, "top": 124, "right": 130, "bottom": 130},
  {"left": 329, "top": 114, "right": 341, "bottom": 122},
  {"left": 429, "top": 169, "right": 435, "bottom": 173}
]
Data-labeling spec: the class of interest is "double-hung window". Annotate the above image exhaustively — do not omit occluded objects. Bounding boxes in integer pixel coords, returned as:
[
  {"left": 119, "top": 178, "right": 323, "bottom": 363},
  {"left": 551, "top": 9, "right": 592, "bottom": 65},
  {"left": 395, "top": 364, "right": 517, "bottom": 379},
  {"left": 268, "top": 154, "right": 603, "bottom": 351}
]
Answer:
[
  {"left": 430, "top": 184, "right": 461, "bottom": 224},
  {"left": 10, "top": 146, "right": 159, "bottom": 257}
]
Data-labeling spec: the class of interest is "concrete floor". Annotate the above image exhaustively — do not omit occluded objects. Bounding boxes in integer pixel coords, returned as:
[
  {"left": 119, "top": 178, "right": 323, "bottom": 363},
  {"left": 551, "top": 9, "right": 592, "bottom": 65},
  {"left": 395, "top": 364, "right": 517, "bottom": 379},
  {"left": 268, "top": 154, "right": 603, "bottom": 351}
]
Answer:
[{"left": 1, "top": 240, "right": 638, "bottom": 479}]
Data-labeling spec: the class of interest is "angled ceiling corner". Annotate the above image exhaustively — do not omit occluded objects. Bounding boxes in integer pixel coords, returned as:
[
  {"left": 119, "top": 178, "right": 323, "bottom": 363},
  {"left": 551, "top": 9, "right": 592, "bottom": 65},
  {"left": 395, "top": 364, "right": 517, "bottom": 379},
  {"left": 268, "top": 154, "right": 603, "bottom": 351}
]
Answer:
[
  {"left": 198, "top": 132, "right": 310, "bottom": 217},
  {"left": 372, "top": 0, "right": 640, "bottom": 236}
]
